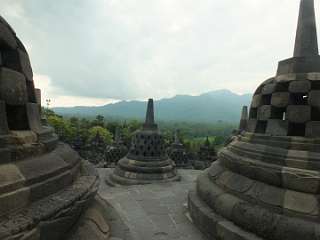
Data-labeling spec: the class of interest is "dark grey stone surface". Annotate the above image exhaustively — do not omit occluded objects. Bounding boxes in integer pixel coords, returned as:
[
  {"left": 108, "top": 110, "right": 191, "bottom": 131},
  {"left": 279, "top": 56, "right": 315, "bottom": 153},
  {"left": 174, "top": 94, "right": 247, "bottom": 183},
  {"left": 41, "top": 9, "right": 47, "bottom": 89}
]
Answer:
[
  {"left": 239, "top": 106, "right": 248, "bottom": 132},
  {"left": 100, "top": 168, "right": 207, "bottom": 240},
  {"left": 294, "top": 0, "right": 318, "bottom": 57},
  {"left": 0, "top": 15, "right": 102, "bottom": 240},
  {"left": 0, "top": 100, "right": 8, "bottom": 134},
  {"left": 289, "top": 80, "right": 311, "bottom": 93},
  {"left": 286, "top": 105, "right": 310, "bottom": 123},
  {"left": 191, "top": 1, "right": 320, "bottom": 239},
  {"left": 26, "top": 102, "right": 43, "bottom": 133},
  {"left": 271, "top": 92, "right": 289, "bottom": 107},
  {"left": 266, "top": 120, "right": 288, "bottom": 136},
  {"left": 0, "top": 68, "right": 27, "bottom": 105}
]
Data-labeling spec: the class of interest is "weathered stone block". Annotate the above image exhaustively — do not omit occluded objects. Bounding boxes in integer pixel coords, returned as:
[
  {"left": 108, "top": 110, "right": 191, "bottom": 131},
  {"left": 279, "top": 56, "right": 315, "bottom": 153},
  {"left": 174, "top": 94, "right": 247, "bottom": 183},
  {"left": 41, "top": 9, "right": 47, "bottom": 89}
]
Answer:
[
  {"left": 307, "top": 72, "right": 320, "bottom": 80},
  {"left": 0, "top": 23, "right": 17, "bottom": 49},
  {"left": 0, "top": 148, "right": 11, "bottom": 163},
  {"left": 251, "top": 94, "right": 262, "bottom": 108},
  {"left": 282, "top": 168, "right": 320, "bottom": 194},
  {"left": 0, "top": 100, "right": 8, "bottom": 134},
  {"left": 277, "top": 56, "right": 320, "bottom": 75},
  {"left": 283, "top": 191, "right": 318, "bottom": 215},
  {"left": 26, "top": 103, "right": 42, "bottom": 133},
  {"left": 1, "top": 49, "right": 21, "bottom": 72},
  {"left": 26, "top": 81, "right": 36, "bottom": 103},
  {"left": 266, "top": 120, "right": 289, "bottom": 136},
  {"left": 306, "top": 121, "right": 320, "bottom": 137},
  {"left": 0, "top": 186, "right": 30, "bottom": 216},
  {"left": 246, "top": 120, "right": 257, "bottom": 132},
  {"left": 0, "top": 68, "right": 27, "bottom": 105},
  {"left": 287, "top": 105, "right": 311, "bottom": 123},
  {"left": 0, "top": 164, "right": 25, "bottom": 194},
  {"left": 18, "top": 49, "right": 33, "bottom": 80},
  {"left": 308, "top": 90, "right": 320, "bottom": 107},
  {"left": 35, "top": 88, "right": 41, "bottom": 105},
  {"left": 262, "top": 83, "right": 277, "bottom": 95},
  {"left": 271, "top": 92, "right": 290, "bottom": 107},
  {"left": 289, "top": 80, "right": 311, "bottom": 93},
  {"left": 257, "top": 105, "right": 272, "bottom": 120}
]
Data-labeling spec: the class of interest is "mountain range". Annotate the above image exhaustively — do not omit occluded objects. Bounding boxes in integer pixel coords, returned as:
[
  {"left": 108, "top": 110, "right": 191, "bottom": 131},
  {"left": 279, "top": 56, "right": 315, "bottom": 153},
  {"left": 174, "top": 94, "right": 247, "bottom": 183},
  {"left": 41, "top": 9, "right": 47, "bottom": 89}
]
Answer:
[{"left": 53, "top": 89, "right": 252, "bottom": 123}]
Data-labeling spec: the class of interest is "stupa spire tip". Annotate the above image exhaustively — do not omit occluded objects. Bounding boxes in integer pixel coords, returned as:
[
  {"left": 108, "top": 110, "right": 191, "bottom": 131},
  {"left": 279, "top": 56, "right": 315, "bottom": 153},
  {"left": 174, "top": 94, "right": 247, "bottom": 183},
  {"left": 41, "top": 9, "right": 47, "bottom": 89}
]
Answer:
[{"left": 294, "top": 0, "right": 319, "bottom": 57}]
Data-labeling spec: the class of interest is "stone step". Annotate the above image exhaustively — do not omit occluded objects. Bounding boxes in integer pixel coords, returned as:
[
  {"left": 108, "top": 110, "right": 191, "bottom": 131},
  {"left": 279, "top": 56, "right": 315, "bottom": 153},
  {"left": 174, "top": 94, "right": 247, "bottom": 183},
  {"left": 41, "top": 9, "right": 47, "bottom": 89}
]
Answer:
[{"left": 188, "top": 190, "right": 264, "bottom": 240}]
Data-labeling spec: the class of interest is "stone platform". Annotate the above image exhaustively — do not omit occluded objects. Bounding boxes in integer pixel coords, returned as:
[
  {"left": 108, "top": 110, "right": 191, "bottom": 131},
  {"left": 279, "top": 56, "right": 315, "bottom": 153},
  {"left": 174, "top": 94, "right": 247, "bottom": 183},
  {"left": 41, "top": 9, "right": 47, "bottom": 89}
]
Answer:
[{"left": 98, "top": 168, "right": 208, "bottom": 240}]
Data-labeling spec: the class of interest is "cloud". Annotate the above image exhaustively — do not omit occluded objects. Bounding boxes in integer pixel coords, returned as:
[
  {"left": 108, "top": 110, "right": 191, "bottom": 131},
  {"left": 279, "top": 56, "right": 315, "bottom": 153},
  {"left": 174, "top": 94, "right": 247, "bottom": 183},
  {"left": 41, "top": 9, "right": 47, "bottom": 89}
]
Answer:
[
  {"left": 0, "top": 0, "right": 317, "bottom": 106},
  {"left": 33, "top": 74, "right": 114, "bottom": 107}
]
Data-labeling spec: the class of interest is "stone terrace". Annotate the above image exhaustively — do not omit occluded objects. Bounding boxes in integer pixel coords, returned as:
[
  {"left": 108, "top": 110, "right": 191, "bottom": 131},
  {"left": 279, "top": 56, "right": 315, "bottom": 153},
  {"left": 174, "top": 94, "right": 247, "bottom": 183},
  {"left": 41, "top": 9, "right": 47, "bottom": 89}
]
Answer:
[{"left": 98, "top": 168, "right": 208, "bottom": 240}]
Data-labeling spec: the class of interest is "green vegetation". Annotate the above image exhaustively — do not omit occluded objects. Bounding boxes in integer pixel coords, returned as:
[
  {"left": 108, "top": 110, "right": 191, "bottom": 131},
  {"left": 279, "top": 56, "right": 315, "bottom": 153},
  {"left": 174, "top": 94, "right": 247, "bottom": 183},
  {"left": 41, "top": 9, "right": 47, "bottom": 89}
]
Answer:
[{"left": 43, "top": 108, "right": 237, "bottom": 152}]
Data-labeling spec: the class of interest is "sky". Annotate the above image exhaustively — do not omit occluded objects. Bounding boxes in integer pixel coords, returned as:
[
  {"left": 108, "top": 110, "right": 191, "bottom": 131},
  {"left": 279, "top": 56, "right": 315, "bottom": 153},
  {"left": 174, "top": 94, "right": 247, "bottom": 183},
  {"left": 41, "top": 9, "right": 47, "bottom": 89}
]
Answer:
[{"left": 1, "top": 0, "right": 319, "bottom": 107}]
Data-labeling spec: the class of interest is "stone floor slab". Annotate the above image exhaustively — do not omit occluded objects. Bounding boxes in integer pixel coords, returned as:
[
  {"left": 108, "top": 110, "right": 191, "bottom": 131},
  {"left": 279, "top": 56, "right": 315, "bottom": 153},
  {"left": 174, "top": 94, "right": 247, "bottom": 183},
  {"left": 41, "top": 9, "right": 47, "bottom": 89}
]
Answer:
[{"left": 98, "top": 169, "right": 209, "bottom": 240}]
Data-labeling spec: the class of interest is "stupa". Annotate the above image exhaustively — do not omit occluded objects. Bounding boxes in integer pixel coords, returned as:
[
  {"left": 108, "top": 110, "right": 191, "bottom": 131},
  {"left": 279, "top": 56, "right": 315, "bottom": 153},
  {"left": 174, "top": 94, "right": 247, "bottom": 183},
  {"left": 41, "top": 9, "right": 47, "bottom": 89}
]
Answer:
[
  {"left": 168, "top": 130, "right": 191, "bottom": 168},
  {"left": 193, "top": 137, "right": 217, "bottom": 170},
  {"left": 105, "top": 127, "right": 128, "bottom": 167},
  {"left": 188, "top": 0, "right": 320, "bottom": 239},
  {"left": 239, "top": 105, "right": 248, "bottom": 132},
  {"left": 108, "top": 99, "right": 180, "bottom": 185},
  {"left": 0, "top": 16, "right": 107, "bottom": 239}
]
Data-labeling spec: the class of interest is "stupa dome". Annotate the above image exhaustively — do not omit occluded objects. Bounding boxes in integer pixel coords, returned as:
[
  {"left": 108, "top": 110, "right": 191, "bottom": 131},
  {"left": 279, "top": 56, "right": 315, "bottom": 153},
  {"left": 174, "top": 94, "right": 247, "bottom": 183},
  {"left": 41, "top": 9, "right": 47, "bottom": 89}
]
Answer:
[
  {"left": 188, "top": 1, "right": 320, "bottom": 240},
  {"left": 248, "top": 0, "right": 320, "bottom": 137},
  {"left": 0, "top": 16, "right": 104, "bottom": 240}
]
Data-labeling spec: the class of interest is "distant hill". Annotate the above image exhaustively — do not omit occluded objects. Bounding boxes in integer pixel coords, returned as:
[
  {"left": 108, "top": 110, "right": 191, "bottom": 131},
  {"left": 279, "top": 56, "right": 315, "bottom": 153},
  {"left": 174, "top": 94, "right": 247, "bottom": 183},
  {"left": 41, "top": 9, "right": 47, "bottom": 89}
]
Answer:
[{"left": 53, "top": 89, "right": 252, "bottom": 123}]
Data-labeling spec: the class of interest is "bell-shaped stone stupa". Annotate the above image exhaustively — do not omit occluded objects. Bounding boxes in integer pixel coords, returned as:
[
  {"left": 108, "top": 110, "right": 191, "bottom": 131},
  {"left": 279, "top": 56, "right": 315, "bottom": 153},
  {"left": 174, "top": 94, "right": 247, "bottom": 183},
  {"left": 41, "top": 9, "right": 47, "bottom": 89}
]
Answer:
[
  {"left": 193, "top": 137, "right": 217, "bottom": 170},
  {"left": 188, "top": 1, "right": 320, "bottom": 239},
  {"left": 168, "top": 130, "right": 191, "bottom": 168},
  {"left": 108, "top": 99, "right": 179, "bottom": 185},
  {"left": 0, "top": 16, "right": 105, "bottom": 240},
  {"left": 105, "top": 127, "right": 128, "bottom": 167}
]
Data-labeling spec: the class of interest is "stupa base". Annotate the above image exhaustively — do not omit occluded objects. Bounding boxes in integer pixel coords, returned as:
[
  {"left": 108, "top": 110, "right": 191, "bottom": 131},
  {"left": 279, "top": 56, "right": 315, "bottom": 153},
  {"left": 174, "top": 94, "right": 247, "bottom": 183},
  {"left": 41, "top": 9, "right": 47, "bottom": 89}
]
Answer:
[
  {"left": 188, "top": 160, "right": 320, "bottom": 240},
  {"left": 0, "top": 159, "right": 100, "bottom": 240},
  {"left": 107, "top": 157, "right": 180, "bottom": 186},
  {"left": 67, "top": 196, "right": 111, "bottom": 240},
  {"left": 107, "top": 172, "right": 181, "bottom": 186},
  {"left": 188, "top": 190, "right": 263, "bottom": 240}
]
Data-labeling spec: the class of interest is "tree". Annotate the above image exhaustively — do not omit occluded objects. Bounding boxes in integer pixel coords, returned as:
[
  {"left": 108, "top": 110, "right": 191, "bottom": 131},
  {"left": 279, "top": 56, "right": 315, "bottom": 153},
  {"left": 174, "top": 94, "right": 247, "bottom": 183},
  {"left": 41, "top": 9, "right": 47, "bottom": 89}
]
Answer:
[
  {"left": 47, "top": 115, "right": 76, "bottom": 143},
  {"left": 91, "top": 115, "right": 105, "bottom": 128},
  {"left": 88, "top": 126, "right": 113, "bottom": 144}
]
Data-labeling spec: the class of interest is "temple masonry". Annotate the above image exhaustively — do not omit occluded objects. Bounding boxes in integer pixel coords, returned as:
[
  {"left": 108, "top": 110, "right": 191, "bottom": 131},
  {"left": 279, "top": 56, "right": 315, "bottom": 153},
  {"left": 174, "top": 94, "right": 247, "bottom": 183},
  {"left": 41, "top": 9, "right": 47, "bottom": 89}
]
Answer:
[
  {"left": 193, "top": 137, "right": 217, "bottom": 170},
  {"left": 239, "top": 105, "right": 248, "bottom": 132},
  {"left": 107, "top": 99, "right": 180, "bottom": 185},
  {"left": 105, "top": 127, "right": 128, "bottom": 167},
  {"left": 188, "top": 0, "right": 320, "bottom": 239},
  {"left": 0, "top": 16, "right": 109, "bottom": 240},
  {"left": 167, "top": 130, "right": 192, "bottom": 169}
]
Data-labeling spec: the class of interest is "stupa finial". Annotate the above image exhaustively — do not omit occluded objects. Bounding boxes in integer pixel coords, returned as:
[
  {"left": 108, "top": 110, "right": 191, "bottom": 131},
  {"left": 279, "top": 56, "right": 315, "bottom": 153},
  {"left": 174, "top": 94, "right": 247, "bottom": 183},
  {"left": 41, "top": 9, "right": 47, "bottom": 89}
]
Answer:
[
  {"left": 205, "top": 136, "right": 210, "bottom": 147},
  {"left": 115, "top": 127, "right": 121, "bottom": 144},
  {"left": 174, "top": 130, "right": 181, "bottom": 144},
  {"left": 294, "top": 0, "right": 319, "bottom": 57},
  {"left": 239, "top": 106, "right": 248, "bottom": 132},
  {"left": 143, "top": 99, "right": 157, "bottom": 130}
]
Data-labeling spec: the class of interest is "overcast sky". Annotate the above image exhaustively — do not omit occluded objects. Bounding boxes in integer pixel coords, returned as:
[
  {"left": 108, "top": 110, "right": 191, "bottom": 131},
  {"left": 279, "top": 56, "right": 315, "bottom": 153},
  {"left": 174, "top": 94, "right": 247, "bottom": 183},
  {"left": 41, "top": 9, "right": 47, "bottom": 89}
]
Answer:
[{"left": 1, "top": 0, "right": 319, "bottom": 107}]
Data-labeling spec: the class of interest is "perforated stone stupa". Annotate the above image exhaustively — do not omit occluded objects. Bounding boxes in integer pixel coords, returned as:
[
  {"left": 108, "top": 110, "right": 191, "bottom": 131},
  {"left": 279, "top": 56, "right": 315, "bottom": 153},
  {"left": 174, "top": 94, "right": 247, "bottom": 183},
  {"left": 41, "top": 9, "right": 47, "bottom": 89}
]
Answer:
[
  {"left": 193, "top": 137, "right": 217, "bottom": 170},
  {"left": 0, "top": 16, "right": 106, "bottom": 240},
  {"left": 105, "top": 127, "right": 128, "bottom": 167},
  {"left": 108, "top": 99, "right": 179, "bottom": 185},
  {"left": 168, "top": 130, "right": 191, "bottom": 168},
  {"left": 188, "top": 1, "right": 320, "bottom": 239},
  {"left": 239, "top": 106, "right": 248, "bottom": 132}
]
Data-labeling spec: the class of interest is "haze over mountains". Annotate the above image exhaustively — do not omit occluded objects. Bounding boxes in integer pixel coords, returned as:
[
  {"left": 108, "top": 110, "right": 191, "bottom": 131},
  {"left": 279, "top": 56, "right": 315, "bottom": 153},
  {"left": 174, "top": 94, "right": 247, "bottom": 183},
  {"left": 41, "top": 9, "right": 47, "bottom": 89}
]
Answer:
[{"left": 53, "top": 89, "right": 252, "bottom": 123}]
